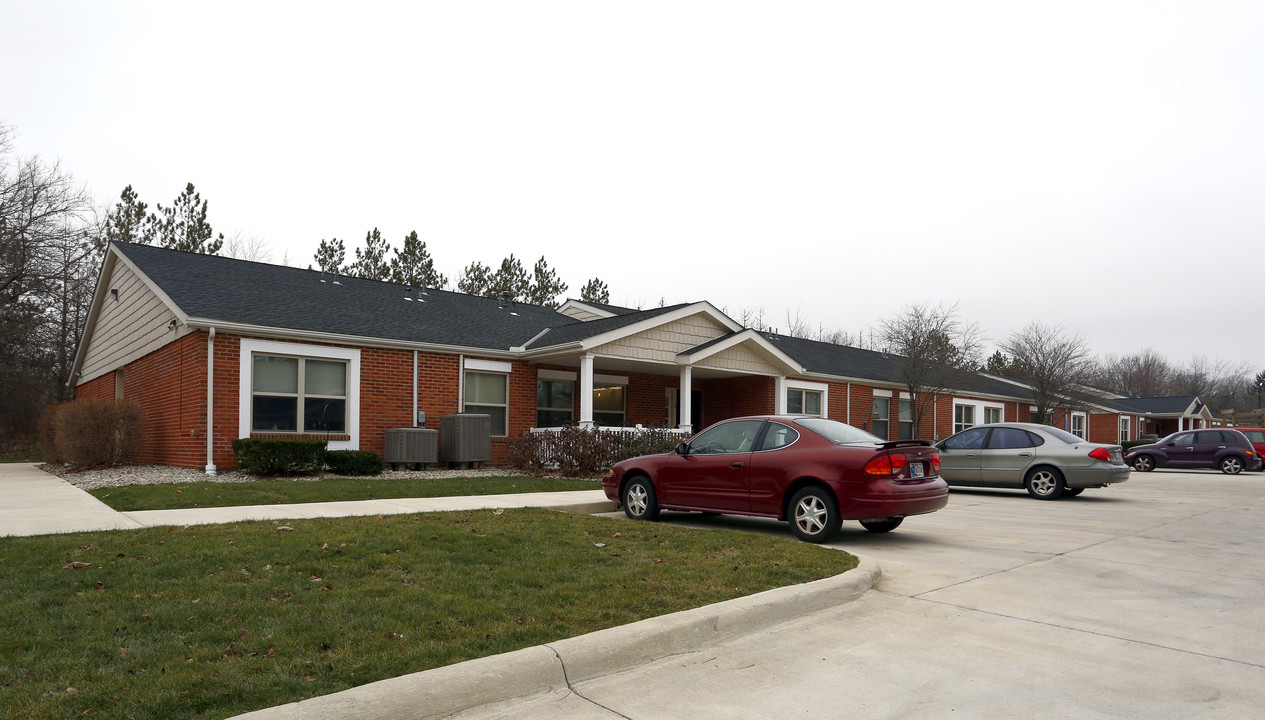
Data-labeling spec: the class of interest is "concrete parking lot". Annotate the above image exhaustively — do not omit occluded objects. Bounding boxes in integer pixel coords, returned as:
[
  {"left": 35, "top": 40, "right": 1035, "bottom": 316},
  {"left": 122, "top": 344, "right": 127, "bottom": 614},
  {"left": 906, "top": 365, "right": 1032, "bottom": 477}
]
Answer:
[{"left": 458, "top": 470, "right": 1265, "bottom": 719}]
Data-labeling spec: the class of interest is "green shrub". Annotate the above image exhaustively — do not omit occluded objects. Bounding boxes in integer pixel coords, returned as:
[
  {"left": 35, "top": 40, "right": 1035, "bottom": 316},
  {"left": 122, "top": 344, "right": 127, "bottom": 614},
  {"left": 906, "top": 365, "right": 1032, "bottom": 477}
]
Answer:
[
  {"left": 52, "top": 399, "right": 143, "bottom": 468},
  {"left": 509, "top": 426, "right": 682, "bottom": 477},
  {"left": 231, "top": 438, "right": 326, "bottom": 476},
  {"left": 325, "top": 449, "right": 383, "bottom": 476}
]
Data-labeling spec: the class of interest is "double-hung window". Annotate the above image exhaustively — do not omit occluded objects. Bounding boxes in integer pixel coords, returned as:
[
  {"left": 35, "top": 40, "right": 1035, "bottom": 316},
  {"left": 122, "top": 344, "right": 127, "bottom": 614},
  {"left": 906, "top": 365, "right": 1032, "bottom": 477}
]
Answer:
[
  {"left": 954, "top": 404, "right": 975, "bottom": 434},
  {"left": 1071, "top": 413, "right": 1086, "bottom": 439},
  {"left": 898, "top": 398, "right": 914, "bottom": 439},
  {"left": 251, "top": 354, "right": 348, "bottom": 433},
  {"left": 465, "top": 371, "right": 509, "bottom": 436},
  {"left": 787, "top": 388, "right": 824, "bottom": 417},
  {"left": 872, "top": 397, "right": 890, "bottom": 439}
]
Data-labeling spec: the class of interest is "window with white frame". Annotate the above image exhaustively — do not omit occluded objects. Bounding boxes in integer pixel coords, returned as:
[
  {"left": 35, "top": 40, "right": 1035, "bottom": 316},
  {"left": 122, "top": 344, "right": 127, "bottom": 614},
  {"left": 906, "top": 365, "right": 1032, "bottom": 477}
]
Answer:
[
  {"left": 593, "top": 385, "right": 626, "bottom": 426},
  {"left": 954, "top": 404, "right": 975, "bottom": 434},
  {"left": 1071, "top": 412, "right": 1086, "bottom": 439},
  {"left": 1120, "top": 416, "right": 1131, "bottom": 443},
  {"left": 251, "top": 354, "right": 348, "bottom": 433},
  {"left": 872, "top": 397, "right": 890, "bottom": 439},
  {"left": 787, "top": 388, "right": 824, "bottom": 417},
  {"left": 465, "top": 371, "right": 509, "bottom": 436},
  {"left": 984, "top": 406, "right": 1003, "bottom": 424},
  {"left": 898, "top": 397, "right": 914, "bottom": 440}
]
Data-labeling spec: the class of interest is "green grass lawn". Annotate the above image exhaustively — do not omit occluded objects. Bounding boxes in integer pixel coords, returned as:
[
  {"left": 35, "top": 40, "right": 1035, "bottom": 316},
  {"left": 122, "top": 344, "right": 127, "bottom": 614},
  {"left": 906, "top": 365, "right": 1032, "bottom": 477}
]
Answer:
[
  {"left": 0, "top": 509, "right": 857, "bottom": 720},
  {"left": 89, "top": 475, "right": 600, "bottom": 511}
]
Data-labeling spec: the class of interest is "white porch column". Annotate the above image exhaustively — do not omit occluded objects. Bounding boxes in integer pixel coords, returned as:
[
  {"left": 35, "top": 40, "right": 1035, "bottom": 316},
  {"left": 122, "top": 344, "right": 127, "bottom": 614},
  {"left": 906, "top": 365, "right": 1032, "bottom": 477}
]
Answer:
[
  {"left": 774, "top": 376, "right": 788, "bottom": 415},
  {"left": 679, "top": 365, "right": 693, "bottom": 434},
  {"left": 579, "top": 354, "right": 595, "bottom": 428}
]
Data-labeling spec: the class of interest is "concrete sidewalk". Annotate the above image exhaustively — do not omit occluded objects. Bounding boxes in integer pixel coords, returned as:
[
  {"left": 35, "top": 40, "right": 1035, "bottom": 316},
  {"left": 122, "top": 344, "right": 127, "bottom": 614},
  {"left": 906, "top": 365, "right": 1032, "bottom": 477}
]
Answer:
[
  {"left": 0, "top": 463, "right": 617, "bottom": 537},
  {"left": 0, "top": 463, "right": 145, "bottom": 536}
]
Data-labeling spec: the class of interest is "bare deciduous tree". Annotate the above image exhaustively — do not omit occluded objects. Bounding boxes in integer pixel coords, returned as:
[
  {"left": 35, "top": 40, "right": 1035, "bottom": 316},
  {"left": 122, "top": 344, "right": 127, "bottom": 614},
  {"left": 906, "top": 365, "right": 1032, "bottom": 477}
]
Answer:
[
  {"left": 1000, "top": 322, "right": 1094, "bottom": 422},
  {"left": 880, "top": 302, "right": 983, "bottom": 438}
]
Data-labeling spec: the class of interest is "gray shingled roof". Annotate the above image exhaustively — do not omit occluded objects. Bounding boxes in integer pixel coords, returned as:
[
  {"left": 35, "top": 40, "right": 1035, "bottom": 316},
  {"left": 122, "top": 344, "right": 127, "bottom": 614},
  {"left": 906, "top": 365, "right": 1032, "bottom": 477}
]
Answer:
[
  {"left": 1103, "top": 396, "right": 1200, "bottom": 414},
  {"left": 524, "top": 304, "right": 691, "bottom": 349},
  {"left": 114, "top": 242, "right": 577, "bottom": 350}
]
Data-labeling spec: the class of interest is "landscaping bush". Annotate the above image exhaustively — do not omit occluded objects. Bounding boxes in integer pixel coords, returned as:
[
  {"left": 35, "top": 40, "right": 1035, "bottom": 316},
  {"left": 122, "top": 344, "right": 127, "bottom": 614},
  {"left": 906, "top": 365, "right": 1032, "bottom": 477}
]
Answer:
[
  {"left": 325, "top": 449, "right": 384, "bottom": 475},
  {"left": 231, "top": 438, "right": 326, "bottom": 476},
  {"left": 52, "top": 399, "right": 143, "bottom": 468},
  {"left": 509, "top": 426, "right": 682, "bottom": 477},
  {"left": 36, "top": 403, "right": 64, "bottom": 464}
]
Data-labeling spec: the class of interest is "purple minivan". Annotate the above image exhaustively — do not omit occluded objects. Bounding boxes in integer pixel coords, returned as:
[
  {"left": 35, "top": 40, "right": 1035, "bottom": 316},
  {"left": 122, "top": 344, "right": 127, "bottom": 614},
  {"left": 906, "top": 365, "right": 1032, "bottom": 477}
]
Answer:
[{"left": 1123, "top": 428, "right": 1262, "bottom": 474}]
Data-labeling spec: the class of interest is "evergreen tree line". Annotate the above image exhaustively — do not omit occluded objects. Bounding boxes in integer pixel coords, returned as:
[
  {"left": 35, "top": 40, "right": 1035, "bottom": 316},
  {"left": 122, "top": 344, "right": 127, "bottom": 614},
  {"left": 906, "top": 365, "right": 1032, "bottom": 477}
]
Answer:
[{"left": 311, "top": 232, "right": 610, "bottom": 308}]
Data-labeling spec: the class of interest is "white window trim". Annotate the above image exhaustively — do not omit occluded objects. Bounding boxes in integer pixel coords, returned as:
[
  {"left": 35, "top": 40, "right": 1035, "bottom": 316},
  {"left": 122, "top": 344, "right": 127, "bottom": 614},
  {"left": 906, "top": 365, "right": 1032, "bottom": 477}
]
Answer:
[
  {"left": 1070, "top": 411, "right": 1087, "bottom": 439},
  {"left": 239, "top": 339, "right": 360, "bottom": 450},
  {"left": 872, "top": 388, "right": 893, "bottom": 398},
  {"left": 538, "top": 369, "right": 577, "bottom": 382},
  {"left": 465, "top": 358, "right": 513, "bottom": 374},
  {"left": 464, "top": 370, "right": 510, "bottom": 437},
  {"left": 1120, "top": 416, "right": 1131, "bottom": 442},
  {"left": 953, "top": 398, "right": 1004, "bottom": 433},
  {"left": 779, "top": 378, "right": 829, "bottom": 417}
]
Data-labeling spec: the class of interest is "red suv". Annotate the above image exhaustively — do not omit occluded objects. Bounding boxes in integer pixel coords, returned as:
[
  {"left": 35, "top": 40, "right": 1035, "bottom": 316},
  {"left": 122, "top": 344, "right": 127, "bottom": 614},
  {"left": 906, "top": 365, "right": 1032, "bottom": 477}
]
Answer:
[
  {"left": 1234, "top": 428, "right": 1265, "bottom": 472},
  {"left": 1124, "top": 428, "right": 1262, "bottom": 474}
]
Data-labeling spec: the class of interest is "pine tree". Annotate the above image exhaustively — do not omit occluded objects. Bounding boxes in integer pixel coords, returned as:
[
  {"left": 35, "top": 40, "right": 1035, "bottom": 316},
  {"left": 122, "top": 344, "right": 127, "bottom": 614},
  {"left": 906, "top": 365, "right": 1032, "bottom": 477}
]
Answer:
[
  {"left": 98, "top": 185, "right": 151, "bottom": 250},
  {"left": 488, "top": 254, "right": 530, "bottom": 300},
  {"left": 524, "top": 256, "right": 567, "bottom": 307},
  {"left": 457, "top": 261, "right": 492, "bottom": 296},
  {"left": 349, "top": 228, "right": 392, "bottom": 280},
  {"left": 312, "top": 238, "right": 348, "bottom": 274},
  {"left": 389, "top": 230, "right": 447, "bottom": 289},
  {"left": 145, "top": 182, "right": 224, "bottom": 254},
  {"left": 579, "top": 278, "right": 609, "bottom": 304}
]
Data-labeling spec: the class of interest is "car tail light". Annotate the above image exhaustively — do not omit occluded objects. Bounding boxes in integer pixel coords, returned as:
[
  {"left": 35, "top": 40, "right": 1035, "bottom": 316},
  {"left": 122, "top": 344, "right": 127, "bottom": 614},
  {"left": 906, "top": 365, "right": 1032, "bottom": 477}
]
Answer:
[
  {"left": 931, "top": 453, "right": 941, "bottom": 474},
  {"left": 1088, "top": 447, "right": 1111, "bottom": 462},
  {"left": 864, "top": 453, "right": 907, "bottom": 477}
]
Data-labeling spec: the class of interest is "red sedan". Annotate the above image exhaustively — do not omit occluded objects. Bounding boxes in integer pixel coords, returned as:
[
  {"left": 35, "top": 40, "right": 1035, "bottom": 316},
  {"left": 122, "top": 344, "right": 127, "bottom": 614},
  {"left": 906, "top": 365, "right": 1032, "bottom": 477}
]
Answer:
[{"left": 602, "top": 415, "right": 949, "bottom": 543}]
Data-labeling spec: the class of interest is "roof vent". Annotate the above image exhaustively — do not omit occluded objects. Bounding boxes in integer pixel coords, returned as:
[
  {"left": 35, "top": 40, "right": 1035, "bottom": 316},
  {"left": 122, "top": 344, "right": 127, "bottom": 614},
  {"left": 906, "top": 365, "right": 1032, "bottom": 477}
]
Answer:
[
  {"left": 498, "top": 292, "right": 513, "bottom": 309},
  {"left": 404, "top": 286, "right": 414, "bottom": 301}
]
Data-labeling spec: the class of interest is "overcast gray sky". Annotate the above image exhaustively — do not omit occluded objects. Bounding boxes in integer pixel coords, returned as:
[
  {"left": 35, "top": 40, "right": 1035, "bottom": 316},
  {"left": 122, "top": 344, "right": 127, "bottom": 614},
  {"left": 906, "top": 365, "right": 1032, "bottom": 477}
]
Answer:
[{"left": 3, "top": 1, "right": 1263, "bottom": 371}]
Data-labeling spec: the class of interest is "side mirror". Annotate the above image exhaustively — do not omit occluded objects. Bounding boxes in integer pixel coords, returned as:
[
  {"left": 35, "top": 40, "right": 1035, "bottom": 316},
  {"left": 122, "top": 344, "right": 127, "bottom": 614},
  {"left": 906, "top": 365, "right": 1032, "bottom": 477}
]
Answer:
[{"left": 674, "top": 442, "right": 690, "bottom": 456}]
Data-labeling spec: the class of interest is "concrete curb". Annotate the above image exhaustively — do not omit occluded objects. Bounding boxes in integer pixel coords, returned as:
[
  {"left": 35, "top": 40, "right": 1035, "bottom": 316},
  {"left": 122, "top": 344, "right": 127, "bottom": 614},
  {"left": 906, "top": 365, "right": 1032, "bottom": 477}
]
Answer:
[{"left": 232, "top": 556, "right": 880, "bottom": 719}]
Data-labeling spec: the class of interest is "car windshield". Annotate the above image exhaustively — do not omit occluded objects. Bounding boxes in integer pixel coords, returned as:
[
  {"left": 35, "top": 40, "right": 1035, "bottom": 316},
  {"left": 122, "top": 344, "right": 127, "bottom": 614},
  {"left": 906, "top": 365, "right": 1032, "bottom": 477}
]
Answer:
[
  {"left": 1041, "top": 426, "right": 1087, "bottom": 444},
  {"left": 794, "top": 417, "right": 882, "bottom": 444}
]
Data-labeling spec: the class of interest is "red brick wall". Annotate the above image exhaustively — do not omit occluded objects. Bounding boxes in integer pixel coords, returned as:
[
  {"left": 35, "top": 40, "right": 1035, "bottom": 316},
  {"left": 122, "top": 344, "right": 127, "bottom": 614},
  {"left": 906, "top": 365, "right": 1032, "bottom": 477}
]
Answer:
[
  {"left": 701, "top": 376, "right": 775, "bottom": 427},
  {"left": 76, "top": 373, "right": 114, "bottom": 400},
  {"left": 1090, "top": 413, "right": 1120, "bottom": 444}
]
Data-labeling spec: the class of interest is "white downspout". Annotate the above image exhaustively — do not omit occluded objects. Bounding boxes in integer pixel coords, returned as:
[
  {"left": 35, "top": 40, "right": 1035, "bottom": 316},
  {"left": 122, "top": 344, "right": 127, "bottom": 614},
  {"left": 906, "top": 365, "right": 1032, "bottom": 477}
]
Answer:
[
  {"left": 846, "top": 383, "right": 851, "bottom": 425},
  {"left": 205, "top": 327, "right": 217, "bottom": 475},
  {"left": 413, "top": 350, "right": 419, "bottom": 427}
]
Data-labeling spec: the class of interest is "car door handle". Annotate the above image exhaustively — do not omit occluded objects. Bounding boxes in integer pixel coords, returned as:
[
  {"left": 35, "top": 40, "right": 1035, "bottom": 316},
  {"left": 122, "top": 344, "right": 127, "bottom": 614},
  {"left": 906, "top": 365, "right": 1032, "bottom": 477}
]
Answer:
[
  {"left": 965, "top": 453, "right": 978, "bottom": 459},
  {"left": 1018, "top": 452, "right": 1032, "bottom": 457},
  {"left": 730, "top": 462, "right": 745, "bottom": 469}
]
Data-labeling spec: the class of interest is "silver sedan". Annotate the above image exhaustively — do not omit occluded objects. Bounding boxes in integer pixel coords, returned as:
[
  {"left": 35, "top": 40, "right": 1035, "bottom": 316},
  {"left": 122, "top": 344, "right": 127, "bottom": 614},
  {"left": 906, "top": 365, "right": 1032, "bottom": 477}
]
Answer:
[{"left": 934, "top": 422, "right": 1130, "bottom": 500}]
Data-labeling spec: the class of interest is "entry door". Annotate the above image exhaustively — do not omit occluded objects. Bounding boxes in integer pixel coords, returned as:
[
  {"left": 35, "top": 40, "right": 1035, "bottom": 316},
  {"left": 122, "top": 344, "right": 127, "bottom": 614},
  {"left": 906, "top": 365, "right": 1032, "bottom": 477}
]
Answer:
[{"left": 665, "top": 388, "right": 703, "bottom": 429}]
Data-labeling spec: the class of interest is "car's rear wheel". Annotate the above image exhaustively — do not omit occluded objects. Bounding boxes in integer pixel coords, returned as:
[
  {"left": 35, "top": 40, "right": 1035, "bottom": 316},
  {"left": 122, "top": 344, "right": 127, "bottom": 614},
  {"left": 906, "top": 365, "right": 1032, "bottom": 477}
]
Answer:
[
  {"left": 1220, "top": 456, "right": 1244, "bottom": 475},
  {"left": 622, "top": 476, "right": 660, "bottom": 520},
  {"left": 859, "top": 517, "right": 904, "bottom": 533},
  {"left": 1132, "top": 455, "right": 1155, "bottom": 472},
  {"left": 1063, "top": 487, "right": 1084, "bottom": 497},
  {"left": 1025, "top": 467, "right": 1066, "bottom": 500},
  {"left": 788, "top": 487, "right": 842, "bottom": 543}
]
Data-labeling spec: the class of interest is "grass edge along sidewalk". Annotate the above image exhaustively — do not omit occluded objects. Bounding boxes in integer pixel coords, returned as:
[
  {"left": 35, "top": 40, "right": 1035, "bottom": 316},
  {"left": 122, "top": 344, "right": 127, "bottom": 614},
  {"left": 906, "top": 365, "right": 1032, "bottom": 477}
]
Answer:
[
  {"left": 89, "top": 475, "right": 601, "bottom": 511},
  {"left": 0, "top": 507, "right": 858, "bottom": 720}
]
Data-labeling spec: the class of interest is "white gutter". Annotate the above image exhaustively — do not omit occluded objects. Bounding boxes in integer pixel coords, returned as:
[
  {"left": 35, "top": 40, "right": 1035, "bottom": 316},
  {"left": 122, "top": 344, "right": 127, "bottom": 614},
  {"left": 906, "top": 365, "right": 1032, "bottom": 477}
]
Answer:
[{"left": 205, "top": 327, "right": 217, "bottom": 475}]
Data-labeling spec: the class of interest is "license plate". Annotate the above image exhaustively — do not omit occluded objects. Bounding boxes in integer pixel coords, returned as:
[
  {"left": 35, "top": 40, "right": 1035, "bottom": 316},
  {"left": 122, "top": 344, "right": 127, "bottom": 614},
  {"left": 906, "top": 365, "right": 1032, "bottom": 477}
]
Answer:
[{"left": 910, "top": 462, "right": 924, "bottom": 478}]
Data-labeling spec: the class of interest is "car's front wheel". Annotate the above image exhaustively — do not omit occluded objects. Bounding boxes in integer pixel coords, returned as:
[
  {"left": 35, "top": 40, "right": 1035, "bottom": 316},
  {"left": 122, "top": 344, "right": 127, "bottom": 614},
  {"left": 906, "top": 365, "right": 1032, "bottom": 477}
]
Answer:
[
  {"left": 1025, "top": 467, "right": 1066, "bottom": 500},
  {"left": 1220, "top": 456, "right": 1244, "bottom": 475},
  {"left": 788, "top": 487, "right": 842, "bottom": 543},
  {"left": 859, "top": 517, "right": 904, "bottom": 533},
  {"left": 622, "top": 476, "right": 661, "bottom": 520},
  {"left": 1132, "top": 454, "right": 1155, "bottom": 472}
]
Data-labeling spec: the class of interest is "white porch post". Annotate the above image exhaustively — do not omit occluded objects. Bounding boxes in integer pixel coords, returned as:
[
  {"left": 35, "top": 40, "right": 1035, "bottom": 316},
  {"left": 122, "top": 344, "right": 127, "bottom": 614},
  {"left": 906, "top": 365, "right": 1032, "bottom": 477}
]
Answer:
[
  {"left": 579, "top": 354, "right": 595, "bottom": 428},
  {"left": 679, "top": 365, "right": 693, "bottom": 434},
  {"left": 774, "top": 376, "right": 787, "bottom": 414}
]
